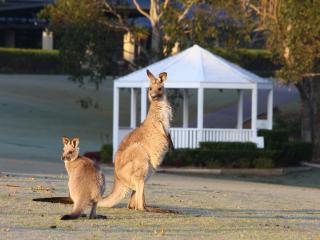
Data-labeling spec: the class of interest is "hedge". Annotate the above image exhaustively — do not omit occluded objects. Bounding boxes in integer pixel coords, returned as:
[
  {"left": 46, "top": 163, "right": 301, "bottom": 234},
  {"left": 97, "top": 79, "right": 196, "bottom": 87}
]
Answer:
[
  {"left": 100, "top": 144, "right": 113, "bottom": 164},
  {"left": 199, "top": 141, "right": 257, "bottom": 151},
  {"left": 258, "top": 129, "right": 289, "bottom": 149},
  {"left": 163, "top": 140, "right": 313, "bottom": 169},
  {"left": 0, "top": 47, "right": 276, "bottom": 76},
  {"left": 0, "top": 48, "right": 63, "bottom": 74},
  {"left": 163, "top": 148, "right": 276, "bottom": 169}
]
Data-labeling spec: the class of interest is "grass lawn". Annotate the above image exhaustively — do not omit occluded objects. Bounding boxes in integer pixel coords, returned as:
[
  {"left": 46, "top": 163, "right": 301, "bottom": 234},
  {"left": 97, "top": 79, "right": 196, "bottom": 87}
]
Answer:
[{"left": 0, "top": 167, "right": 320, "bottom": 239}]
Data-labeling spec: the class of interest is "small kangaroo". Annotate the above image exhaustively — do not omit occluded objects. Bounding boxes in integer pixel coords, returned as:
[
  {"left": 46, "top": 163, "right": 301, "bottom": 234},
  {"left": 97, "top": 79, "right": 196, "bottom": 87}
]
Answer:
[
  {"left": 61, "top": 137, "right": 106, "bottom": 220},
  {"left": 98, "top": 69, "right": 173, "bottom": 211}
]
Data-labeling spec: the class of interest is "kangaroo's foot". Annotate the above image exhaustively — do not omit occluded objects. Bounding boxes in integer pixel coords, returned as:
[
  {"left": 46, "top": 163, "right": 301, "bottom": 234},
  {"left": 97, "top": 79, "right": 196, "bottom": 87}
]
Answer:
[{"left": 61, "top": 214, "right": 80, "bottom": 220}]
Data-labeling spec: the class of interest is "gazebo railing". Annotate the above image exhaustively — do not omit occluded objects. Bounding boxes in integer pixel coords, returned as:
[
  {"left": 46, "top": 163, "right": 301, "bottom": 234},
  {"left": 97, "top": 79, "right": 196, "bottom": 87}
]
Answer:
[
  {"left": 118, "top": 127, "right": 255, "bottom": 149},
  {"left": 170, "top": 128, "right": 254, "bottom": 149}
]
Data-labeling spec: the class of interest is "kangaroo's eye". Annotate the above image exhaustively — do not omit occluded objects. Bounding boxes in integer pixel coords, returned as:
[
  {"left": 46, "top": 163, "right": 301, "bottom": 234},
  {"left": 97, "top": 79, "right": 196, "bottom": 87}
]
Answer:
[
  {"left": 149, "top": 87, "right": 152, "bottom": 90},
  {"left": 68, "top": 151, "right": 73, "bottom": 154},
  {"left": 158, "top": 88, "right": 161, "bottom": 91}
]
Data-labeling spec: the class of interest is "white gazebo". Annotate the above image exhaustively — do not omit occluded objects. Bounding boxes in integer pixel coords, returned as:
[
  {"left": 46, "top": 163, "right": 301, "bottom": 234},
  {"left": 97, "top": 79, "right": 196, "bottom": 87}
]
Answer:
[{"left": 113, "top": 45, "right": 273, "bottom": 154}]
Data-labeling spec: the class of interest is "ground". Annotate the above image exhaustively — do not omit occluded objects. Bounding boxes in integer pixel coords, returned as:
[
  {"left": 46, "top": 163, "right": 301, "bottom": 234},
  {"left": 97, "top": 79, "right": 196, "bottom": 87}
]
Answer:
[{"left": 1, "top": 167, "right": 320, "bottom": 239}]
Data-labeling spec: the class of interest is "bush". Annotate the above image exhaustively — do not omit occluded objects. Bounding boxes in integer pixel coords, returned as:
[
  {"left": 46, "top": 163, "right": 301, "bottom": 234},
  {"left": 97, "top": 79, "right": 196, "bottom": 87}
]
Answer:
[
  {"left": 258, "top": 129, "right": 289, "bottom": 149},
  {"left": 163, "top": 148, "right": 277, "bottom": 169},
  {"left": 253, "top": 158, "right": 274, "bottom": 169},
  {"left": 199, "top": 142, "right": 257, "bottom": 151},
  {"left": 0, "top": 48, "right": 64, "bottom": 74},
  {"left": 273, "top": 142, "right": 313, "bottom": 166},
  {"left": 164, "top": 138, "right": 313, "bottom": 168},
  {"left": 100, "top": 144, "right": 113, "bottom": 164}
]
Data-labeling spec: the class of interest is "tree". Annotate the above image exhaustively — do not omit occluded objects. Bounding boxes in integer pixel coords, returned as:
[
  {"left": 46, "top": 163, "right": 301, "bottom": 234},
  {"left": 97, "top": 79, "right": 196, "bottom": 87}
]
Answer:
[
  {"left": 250, "top": 0, "right": 320, "bottom": 162},
  {"left": 162, "top": 0, "right": 259, "bottom": 54},
  {"left": 40, "top": 0, "right": 124, "bottom": 87}
]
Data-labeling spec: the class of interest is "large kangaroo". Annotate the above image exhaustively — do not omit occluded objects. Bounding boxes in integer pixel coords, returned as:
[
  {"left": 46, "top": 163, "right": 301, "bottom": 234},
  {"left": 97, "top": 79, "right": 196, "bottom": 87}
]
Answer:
[{"left": 98, "top": 69, "right": 173, "bottom": 211}]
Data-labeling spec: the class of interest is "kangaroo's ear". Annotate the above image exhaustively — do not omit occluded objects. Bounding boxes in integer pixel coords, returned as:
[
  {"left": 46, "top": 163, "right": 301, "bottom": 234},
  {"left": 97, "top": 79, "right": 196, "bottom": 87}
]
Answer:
[
  {"left": 62, "top": 136, "right": 70, "bottom": 145},
  {"left": 158, "top": 72, "right": 167, "bottom": 83},
  {"left": 146, "top": 69, "right": 157, "bottom": 84},
  {"left": 71, "top": 137, "right": 80, "bottom": 148}
]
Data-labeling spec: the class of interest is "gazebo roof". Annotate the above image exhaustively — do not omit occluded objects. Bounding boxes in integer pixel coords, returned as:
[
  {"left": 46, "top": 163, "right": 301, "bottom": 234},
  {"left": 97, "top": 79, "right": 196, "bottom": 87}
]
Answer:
[{"left": 115, "top": 44, "right": 272, "bottom": 89}]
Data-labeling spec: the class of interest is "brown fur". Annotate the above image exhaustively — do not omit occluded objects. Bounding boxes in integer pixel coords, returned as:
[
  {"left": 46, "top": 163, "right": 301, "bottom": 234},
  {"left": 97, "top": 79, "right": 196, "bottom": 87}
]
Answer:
[
  {"left": 98, "top": 70, "right": 172, "bottom": 211},
  {"left": 61, "top": 137, "right": 106, "bottom": 220}
]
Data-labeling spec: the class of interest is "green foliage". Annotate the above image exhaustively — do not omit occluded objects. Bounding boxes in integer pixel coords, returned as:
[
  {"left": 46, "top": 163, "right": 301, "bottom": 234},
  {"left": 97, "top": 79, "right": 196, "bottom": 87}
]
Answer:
[
  {"left": 253, "top": 158, "right": 274, "bottom": 169},
  {"left": 164, "top": 132, "right": 313, "bottom": 168},
  {"left": 0, "top": 46, "right": 275, "bottom": 76},
  {"left": 100, "top": 144, "right": 113, "bottom": 163},
  {"left": 163, "top": 148, "right": 277, "bottom": 169},
  {"left": 162, "top": 0, "right": 257, "bottom": 54},
  {"left": 266, "top": 0, "right": 320, "bottom": 83},
  {"left": 199, "top": 142, "right": 257, "bottom": 151},
  {"left": 258, "top": 129, "right": 289, "bottom": 149},
  {"left": 41, "top": 0, "right": 123, "bottom": 85},
  {"left": 0, "top": 48, "right": 63, "bottom": 74},
  {"left": 209, "top": 48, "right": 277, "bottom": 77},
  {"left": 272, "top": 142, "right": 313, "bottom": 166}
]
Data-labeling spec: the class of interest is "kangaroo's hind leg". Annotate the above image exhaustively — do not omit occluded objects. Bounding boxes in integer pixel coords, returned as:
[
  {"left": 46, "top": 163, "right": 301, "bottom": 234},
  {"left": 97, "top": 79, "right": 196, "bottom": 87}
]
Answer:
[
  {"left": 61, "top": 200, "right": 86, "bottom": 220},
  {"left": 89, "top": 202, "right": 107, "bottom": 219},
  {"left": 134, "top": 180, "right": 146, "bottom": 211},
  {"left": 128, "top": 190, "right": 136, "bottom": 209}
]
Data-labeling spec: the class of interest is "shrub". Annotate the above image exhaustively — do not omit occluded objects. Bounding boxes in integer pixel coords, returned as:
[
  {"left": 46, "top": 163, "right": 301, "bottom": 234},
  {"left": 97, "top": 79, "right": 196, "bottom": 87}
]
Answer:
[
  {"left": 163, "top": 139, "right": 312, "bottom": 168},
  {"left": 273, "top": 142, "right": 313, "bottom": 166},
  {"left": 100, "top": 144, "right": 113, "bottom": 163},
  {"left": 253, "top": 158, "right": 274, "bottom": 169},
  {"left": 199, "top": 142, "right": 257, "bottom": 151},
  {"left": 258, "top": 129, "right": 289, "bottom": 149},
  {"left": 0, "top": 48, "right": 64, "bottom": 74},
  {"left": 163, "top": 148, "right": 277, "bottom": 169}
]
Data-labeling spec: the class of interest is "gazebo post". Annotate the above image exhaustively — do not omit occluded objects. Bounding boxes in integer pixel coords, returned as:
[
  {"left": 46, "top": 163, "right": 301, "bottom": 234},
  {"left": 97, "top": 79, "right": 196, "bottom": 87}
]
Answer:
[
  {"left": 197, "top": 87, "right": 204, "bottom": 145},
  {"left": 113, "top": 85, "right": 119, "bottom": 156},
  {"left": 140, "top": 87, "right": 147, "bottom": 122},
  {"left": 251, "top": 86, "right": 258, "bottom": 139},
  {"left": 130, "top": 88, "right": 137, "bottom": 128},
  {"left": 267, "top": 88, "right": 273, "bottom": 130},
  {"left": 237, "top": 90, "right": 244, "bottom": 129},
  {"left": 183, "top": 89, "right": 189, "bottom": 128}
]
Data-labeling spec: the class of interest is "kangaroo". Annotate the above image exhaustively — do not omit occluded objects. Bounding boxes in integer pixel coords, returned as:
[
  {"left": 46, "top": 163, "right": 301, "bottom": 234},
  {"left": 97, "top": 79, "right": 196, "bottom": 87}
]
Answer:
[
  {"left": 61, "top": 137, "right": 106, "bottom": 220},
  {"left": 98, "top": 70, "right": 173, "bottom": 211}
]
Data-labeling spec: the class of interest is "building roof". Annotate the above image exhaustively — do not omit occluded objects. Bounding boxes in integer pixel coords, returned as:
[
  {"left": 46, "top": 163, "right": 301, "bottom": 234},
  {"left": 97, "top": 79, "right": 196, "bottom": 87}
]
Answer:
[{"left": 115, "top": 44, "right": 273, "bottom": 89}]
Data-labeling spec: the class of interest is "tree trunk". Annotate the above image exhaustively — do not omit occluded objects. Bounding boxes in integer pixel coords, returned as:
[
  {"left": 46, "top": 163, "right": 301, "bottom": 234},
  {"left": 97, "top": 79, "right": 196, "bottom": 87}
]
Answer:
[
  {"left": 151, "top": 24, "right": 161, "bottom": 55},
  {"left": 296, "top": 78, "right": 320, "bottom": 163},
  {"left": 313, "top": 80, "right": 320, "bottom": 163}
]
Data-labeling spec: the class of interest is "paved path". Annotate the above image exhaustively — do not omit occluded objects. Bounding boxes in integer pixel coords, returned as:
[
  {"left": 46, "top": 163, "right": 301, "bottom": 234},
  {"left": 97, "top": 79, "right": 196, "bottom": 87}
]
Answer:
[{"left": 0, "top": 168, "right": 319, "bottom": 239}]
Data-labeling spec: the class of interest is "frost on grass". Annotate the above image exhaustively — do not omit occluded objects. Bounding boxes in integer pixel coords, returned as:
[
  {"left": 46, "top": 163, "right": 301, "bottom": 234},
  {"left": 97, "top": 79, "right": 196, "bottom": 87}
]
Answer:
[{"left": 0, "top": 171, "right": 320, "bottom": 240}]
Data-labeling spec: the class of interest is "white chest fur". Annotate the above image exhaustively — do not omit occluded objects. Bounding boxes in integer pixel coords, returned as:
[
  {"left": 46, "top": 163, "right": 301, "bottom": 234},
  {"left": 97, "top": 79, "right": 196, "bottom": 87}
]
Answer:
[{"left": 158, "top": 98, "right": 172, "bottom": 133}]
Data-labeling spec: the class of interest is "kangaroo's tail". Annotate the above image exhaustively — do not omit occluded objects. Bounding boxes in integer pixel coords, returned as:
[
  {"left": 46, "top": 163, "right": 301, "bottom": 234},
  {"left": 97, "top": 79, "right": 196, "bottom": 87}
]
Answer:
[{"left": 98, "top": 177, "right": 127, "bottom": 208}]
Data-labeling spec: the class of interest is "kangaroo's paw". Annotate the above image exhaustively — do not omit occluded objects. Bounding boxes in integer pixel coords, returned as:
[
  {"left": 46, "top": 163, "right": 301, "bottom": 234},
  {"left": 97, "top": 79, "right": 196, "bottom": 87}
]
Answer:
[
  {"left": 127, "top": 204, "right": 136, "bottom": 210},
  {"left": 60, "top": 214, "right": 79, "bottom": 220},
  {"left": 89, "top": 214, "right": 107, "bottom": 220}
]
